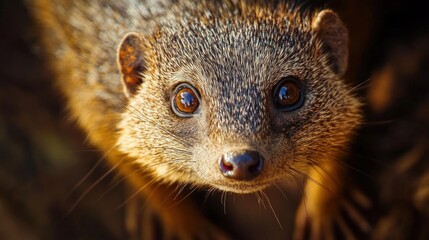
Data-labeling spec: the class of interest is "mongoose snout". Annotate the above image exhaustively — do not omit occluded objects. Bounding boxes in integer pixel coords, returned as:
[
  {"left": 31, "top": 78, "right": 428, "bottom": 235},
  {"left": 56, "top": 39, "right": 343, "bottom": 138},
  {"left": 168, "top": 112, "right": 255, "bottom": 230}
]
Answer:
[{"left": 219, "top": 150, "right": 264, "bottom": 181}]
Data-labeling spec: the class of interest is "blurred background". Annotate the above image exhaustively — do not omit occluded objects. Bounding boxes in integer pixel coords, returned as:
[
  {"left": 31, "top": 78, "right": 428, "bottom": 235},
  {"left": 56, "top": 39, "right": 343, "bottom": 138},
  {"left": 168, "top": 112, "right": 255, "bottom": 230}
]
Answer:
[{"left": 0, "top": 0, "right": 428, "bottom": 239}]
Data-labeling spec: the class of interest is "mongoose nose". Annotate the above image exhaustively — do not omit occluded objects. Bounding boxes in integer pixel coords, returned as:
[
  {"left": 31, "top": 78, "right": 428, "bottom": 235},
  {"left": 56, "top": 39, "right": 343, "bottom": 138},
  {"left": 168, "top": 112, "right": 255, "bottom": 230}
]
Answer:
[{"left": 219, "top": 150, "right": 264, "bottom": 181}]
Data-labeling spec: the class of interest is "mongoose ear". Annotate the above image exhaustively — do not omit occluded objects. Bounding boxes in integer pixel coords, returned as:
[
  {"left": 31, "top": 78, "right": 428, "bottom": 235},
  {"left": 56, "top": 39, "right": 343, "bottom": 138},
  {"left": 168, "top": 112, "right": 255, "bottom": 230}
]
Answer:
[
  {"left": 118, "top": 32, "right": 146, "bottom": 98},
  {"left": 312, "top": 10, "right": 348, "bottom": 76}
]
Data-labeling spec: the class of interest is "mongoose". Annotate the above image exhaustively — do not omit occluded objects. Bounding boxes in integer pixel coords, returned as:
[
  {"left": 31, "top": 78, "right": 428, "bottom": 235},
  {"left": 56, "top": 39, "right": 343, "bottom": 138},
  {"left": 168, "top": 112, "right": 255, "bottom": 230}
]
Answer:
[{"left": 31, "top": 0, "right": 367, "bottom": 238}]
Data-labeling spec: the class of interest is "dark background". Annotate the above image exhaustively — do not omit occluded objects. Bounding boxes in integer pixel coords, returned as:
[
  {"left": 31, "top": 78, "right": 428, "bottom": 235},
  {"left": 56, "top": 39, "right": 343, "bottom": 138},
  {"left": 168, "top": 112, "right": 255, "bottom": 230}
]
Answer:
[{"left": 1, "top": 0, "right": 429, "bottom": 239}]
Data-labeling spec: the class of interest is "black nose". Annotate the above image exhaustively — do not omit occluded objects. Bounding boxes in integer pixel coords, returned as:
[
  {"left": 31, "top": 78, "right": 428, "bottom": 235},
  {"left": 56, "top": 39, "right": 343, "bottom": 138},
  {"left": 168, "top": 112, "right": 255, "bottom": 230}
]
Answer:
[{"left": 219, "top": 150, "right": 264, "bottom": 181}]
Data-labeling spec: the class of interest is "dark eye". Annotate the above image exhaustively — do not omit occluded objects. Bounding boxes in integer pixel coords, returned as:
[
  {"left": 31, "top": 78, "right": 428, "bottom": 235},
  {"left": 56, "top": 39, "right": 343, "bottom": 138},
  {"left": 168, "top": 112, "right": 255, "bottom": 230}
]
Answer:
[
  {"left": 172, "top": 83, "right": 200, "bottom": 117},
  {"left": 272, "top": 77, "right": 304, "bottom": 111}
]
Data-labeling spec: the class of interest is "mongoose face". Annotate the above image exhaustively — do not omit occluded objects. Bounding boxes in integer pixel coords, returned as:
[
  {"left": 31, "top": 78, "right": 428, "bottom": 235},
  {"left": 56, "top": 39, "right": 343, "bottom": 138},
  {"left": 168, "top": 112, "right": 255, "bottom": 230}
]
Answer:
[{"left": 118, "top": 3, "right": 361, "bottom": 193}]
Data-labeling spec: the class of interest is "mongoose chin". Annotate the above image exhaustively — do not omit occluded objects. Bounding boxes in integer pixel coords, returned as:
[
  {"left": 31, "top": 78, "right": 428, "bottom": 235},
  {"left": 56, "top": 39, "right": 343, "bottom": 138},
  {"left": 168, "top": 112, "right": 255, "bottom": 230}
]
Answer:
[{"left": 32, "top": 0, "right": 366, "bottom": 238}]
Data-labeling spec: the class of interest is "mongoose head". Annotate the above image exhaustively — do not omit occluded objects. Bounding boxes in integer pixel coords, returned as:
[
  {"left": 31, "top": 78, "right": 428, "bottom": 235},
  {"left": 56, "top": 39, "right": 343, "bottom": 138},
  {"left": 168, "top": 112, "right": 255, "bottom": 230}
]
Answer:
[{"left": 117, "top": 2, "right": 361, "bottom": 193}]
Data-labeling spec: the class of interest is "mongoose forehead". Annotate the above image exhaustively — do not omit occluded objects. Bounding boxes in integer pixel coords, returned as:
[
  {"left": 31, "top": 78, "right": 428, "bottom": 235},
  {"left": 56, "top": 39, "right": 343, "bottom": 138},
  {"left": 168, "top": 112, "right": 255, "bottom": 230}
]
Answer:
[{"left": 117, "top": 1, "right": 362, "bottom": 193}]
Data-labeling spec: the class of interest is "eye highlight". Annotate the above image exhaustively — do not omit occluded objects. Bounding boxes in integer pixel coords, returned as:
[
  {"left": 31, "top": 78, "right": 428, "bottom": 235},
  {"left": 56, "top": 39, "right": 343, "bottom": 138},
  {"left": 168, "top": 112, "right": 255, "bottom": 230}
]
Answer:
[
  {"left": 171, "top": 83, "right": 200, "bottom": 117},
  {"left": 272, "top": 77, "right": 304, "bottom": 111}
]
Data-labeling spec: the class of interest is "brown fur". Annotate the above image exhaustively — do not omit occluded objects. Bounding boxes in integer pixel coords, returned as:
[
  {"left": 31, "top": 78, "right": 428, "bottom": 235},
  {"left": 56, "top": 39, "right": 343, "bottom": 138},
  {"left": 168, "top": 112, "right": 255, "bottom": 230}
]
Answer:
[{"left": 30, "top": 0, "right": 362, "bottom": 238}]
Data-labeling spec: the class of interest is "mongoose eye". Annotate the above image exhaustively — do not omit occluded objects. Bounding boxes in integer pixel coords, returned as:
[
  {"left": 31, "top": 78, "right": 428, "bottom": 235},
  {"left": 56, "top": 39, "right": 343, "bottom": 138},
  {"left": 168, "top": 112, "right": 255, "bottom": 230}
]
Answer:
[
  {"left": 172, "top": 83, "right": 200, "bottom": 117},
  {"left": 272, "top": 77, "right": 304, "bottom": 111}
]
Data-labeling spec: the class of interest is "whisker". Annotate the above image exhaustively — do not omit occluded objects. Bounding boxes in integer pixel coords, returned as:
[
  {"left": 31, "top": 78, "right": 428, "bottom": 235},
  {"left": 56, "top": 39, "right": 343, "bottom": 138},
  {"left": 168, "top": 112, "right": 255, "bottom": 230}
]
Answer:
[
  {"left": 360, "top": 118, "right": 398, "bottom": 126},
  {"left": 116, "top": 176, "right": 160, "bottom": 210},
  {"left": 289, "top": 167, "right": 330, "bottom": 193},
  {"left": 93, "top": 165, "right": 149, "bottom": 204},
  {"left": 253, "top": 192, "right": 261, "bottom": 208},
  {"left": 65, "top": 155, "right": 125, "bottom": 216},
  {"left": 309, "top": 163, "right": 340, "bottom": 189},
  {"left": 202, "top": 187, "right": 216, "bottom": 209},
  {"left": 94, "top": 158, "right": 193, "bottom": 205},
  {"left": 260, "top": 190, "right": 283, "bottom": 229},
  {"left": 255, "top": 191, "right": 267, "bottom": 209},
  {"left": 274, "top": 183, "right": 288, "bottom": 201},
  {"left": 174, "top": 182, "right": 188, "bottom": 200},
  {"left": 292, "top": 171, "right": 309, "bottom": 220},
  {"left": 348, "top": 77, "right": 374, "bottom": 93},
  {"left": 65, "top": 144, "right": 116, "bottom": 199},
  {"left": 118, "top": 162, "right": 194, "bottom": 210},
  {"left": 290, "top": 172, "right": 306, "bottom": 200},
  {"left": 223, "top": 191, "right": 228, "bottom": 215},
  {"left": 140, "top": 180, "right": 163, "bottom": 209},
  {"left": 168, "top": 184, "right": 198, "bottom": 209},
  {"left": 338, "top": 149, "right": 389, "bottom": 167},
  {"left": 336, "top": 159, "right": 378, "bottom": 183},
  {"left": 220, "top": 191, "right": 225, "bottom": 209}
]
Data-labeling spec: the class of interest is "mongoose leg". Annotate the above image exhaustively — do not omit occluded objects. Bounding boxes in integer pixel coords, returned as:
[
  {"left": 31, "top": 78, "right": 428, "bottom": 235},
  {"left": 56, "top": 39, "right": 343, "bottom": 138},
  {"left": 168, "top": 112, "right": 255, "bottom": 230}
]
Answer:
[{"left": 293, "top": 163, "right": 371, "bottom": 240}]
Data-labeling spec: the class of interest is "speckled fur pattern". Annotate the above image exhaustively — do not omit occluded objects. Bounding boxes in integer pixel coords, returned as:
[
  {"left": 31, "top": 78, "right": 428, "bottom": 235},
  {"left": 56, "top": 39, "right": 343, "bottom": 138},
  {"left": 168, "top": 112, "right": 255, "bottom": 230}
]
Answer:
[
  {"left": 117, "top": 1, "right": 362, "bottom": 193},
  {"left": 31, "top": 0, "right": 362, "bottom": 238}
]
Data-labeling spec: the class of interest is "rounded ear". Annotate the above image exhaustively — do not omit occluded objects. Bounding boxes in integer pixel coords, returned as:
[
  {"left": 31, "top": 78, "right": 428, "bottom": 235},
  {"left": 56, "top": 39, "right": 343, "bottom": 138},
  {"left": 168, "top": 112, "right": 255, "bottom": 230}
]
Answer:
[
  {"left": 117, "top": 32, "right": 146, "bottom": 98},
  {"left": 312, "top": 10, "right": 348, "bottom": 76}
]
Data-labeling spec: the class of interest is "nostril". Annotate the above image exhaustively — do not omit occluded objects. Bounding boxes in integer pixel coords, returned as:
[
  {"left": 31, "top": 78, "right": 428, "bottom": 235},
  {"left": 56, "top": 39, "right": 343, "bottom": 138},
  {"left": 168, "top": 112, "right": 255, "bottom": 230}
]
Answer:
[
  {"left": 218, "top": 150, "right": 264, "bottom": 181},
  {"left": 220, "top": 156, "right": 234, "bottom": 172},
  {"left": 249, "top": 159, "right": 262, "bottom": 174}
]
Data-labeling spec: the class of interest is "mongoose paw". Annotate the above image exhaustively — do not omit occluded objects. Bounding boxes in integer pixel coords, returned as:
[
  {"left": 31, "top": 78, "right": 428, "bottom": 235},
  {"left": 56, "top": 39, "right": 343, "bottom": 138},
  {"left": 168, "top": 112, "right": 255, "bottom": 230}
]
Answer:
[{"left": 293, "top": 189, "right": 372, "bottom": 240}]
